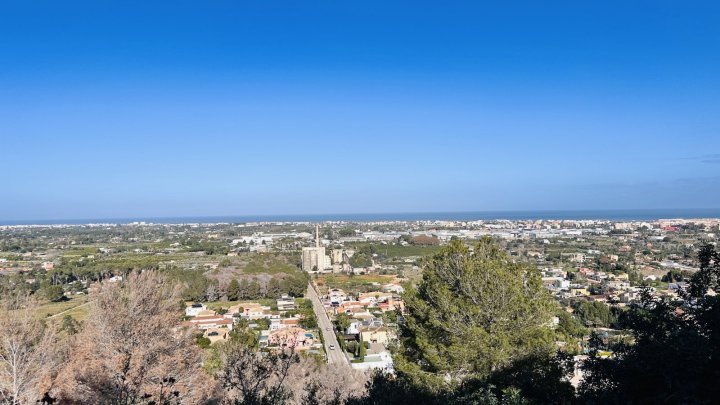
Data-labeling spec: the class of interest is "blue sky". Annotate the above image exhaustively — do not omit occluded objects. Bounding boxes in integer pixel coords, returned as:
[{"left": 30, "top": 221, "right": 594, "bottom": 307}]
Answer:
[{"left": 1, "top": 1, "right": 719, "bottom": 220}]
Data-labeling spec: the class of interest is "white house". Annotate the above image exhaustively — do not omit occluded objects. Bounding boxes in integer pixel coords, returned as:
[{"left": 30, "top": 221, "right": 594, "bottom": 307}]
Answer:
[
  {"left": 346, "top": 321, "right": 361, "bottom": 335},
  {"left": 185, "top": 303, "right": 207, "bottom": 317},
  {"left": 276, "top": 295, "right": 296, "bottom": 311},
  {"left": 381, "top": 283, "right": 405, "bottom": 294},
  {"left": 328, "top": 289, "right": 347, "bottom": 305},
  {"left": 350, "top": 349, "right": 394, "bottom": 372}
]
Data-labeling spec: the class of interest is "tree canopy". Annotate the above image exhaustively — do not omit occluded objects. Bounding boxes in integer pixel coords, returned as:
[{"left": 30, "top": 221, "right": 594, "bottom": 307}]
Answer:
[
  {"left": 580, "top": 243, "right": 720, "bottom": 403},
  {"left": 395, "top": 238, "right": 561, "bottom": 396}
]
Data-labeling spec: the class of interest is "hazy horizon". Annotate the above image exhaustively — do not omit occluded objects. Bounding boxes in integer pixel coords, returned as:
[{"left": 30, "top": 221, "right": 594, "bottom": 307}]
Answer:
[{"left": 4, "top": 207, "right": 720, "bottom": 226}]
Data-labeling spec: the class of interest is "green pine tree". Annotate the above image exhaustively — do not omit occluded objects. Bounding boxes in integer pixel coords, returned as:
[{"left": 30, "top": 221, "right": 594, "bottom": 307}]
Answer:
[
  {"left": 395, "top": 237, "right": 556, "bottom": 393},
  {"left": 227, "top": 279, "right": 240, "bottom": 301}
]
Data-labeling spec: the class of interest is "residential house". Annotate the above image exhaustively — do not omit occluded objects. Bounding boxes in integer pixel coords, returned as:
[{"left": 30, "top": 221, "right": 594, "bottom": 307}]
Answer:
[
  {"left": 185, "top": 303, "right": 207, "bottom": 317},
  {"left": 268, "top": 327, "right": 314, "bottom": 350},
  {"left": 350, "top": 343, "right": 394, "bottom": 372},
  {"left": 357, "top": 292, "right": 393, "bottom": 306},
  {"left": 328, "top": 289, "right": 347, "bottom": 305},
  {"left": 360, "top": 326, "right": 392, "bottom": 346},
  {"left": 237, "top": 303, "right": 271, "bottom": 319},
  {"left": 346, "top": 321, "right": 361, "bottom": 335},
  {"left": 569, "top": 286, "right": 590, "bottom": 297},
  {"left": 276, "top": 295, "right": 296, "bottom": 311},
  {"left": 336, "top": 300, "right": 367, "bottom": 316},
  {"left": 270, "top": 317, "right": 301, "bottom": 331},
  {"left": 204, "top": 328, "right": 230, "bottom": 344},
  {"left": 381, "top": 283, "right": 405, "bottom": 294},
  {"left": 188, "top": 315, "right": 234, "bottom": 331}
]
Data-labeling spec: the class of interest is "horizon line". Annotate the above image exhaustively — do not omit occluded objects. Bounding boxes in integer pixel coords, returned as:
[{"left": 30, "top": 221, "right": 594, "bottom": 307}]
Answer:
[{"left": 3, "top": 208, "right": 720, "bottom": 226}]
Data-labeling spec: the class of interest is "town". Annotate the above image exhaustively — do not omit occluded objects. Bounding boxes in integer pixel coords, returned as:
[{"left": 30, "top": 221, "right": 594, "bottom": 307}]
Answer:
[
  {"left": 1, "top": 216, "right": 717, "bottom": 385},
  {"left": 4, "top": 0, "right": 719, "bottom": 402}
]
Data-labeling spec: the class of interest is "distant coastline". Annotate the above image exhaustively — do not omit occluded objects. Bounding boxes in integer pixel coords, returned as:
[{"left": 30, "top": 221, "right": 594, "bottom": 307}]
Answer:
[{"left": 3, "top": 208, "right": 720, "bottom": 226}]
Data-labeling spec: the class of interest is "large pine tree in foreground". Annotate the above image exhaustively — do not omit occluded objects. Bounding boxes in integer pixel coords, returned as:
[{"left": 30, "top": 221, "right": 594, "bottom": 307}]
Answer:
[{"left": 392, "top": 238, "right": 572, "bottom": 402}]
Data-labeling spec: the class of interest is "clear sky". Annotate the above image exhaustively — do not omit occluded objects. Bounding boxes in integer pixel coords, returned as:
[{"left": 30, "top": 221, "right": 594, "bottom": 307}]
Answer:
[{"left": 1, "top": 1, "right": 719, "bottom": 220}]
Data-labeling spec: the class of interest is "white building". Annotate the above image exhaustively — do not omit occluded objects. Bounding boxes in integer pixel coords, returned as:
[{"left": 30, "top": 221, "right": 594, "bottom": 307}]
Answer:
[
  {"left": 350, "top": 349, "right": 394, "bottom": 372},
  {"left": 347, "top": 321, "right": 361, "bottom": 335},
  {"left": 185, "top": 303, "right": 207, "bottom": 317},
  {"left": 277, "top": 295, "right": 296, "bottom": 311},
  {"left": 328, "top": 288, "right": 347, "bottom": 305}
]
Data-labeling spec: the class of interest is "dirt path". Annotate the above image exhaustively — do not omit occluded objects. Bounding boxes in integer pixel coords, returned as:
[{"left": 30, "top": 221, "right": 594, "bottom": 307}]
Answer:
[{"left": 48, "top": 300, "right": 92, "bottom": 319}]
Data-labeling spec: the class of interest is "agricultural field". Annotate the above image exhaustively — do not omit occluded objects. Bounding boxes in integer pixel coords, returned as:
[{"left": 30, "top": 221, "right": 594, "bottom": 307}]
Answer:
[
  {"left": 347, "top": 242, "right": 443, "bottom": 259},
  {"left": 314, "top": 274, "right": 398, "bottom": 294}
]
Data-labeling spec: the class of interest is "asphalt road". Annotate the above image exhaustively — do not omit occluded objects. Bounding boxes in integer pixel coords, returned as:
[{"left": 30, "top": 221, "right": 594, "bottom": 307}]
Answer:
[{"left": 307, "top": 283, "right": 350, "bottom": 367}]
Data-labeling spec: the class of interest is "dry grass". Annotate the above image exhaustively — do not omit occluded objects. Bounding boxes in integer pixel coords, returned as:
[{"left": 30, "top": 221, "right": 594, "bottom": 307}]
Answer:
[
  {"left": 35, "top": 296, "right": 89, "bottom": 319},
  {"left": 315, "top": 274, "right": 397, "bottom": 294}
]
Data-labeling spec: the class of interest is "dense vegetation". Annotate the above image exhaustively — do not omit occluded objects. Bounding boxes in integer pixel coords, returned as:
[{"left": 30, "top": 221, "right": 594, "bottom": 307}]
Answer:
[
  {"left": 579, "top": 244, "right": 720, "bottom": 403},
  {"left": 358, "top": 238, "right": 575, "bottom": 404},
  {"left": 225, "top": 272, "right": 309, "bottom": 301},
  {"left": 353, "top": 241, "right": 720, "bottom": 404}
]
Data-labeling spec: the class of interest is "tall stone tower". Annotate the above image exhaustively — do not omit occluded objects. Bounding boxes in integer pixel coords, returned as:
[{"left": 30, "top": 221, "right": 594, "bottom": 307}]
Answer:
[{"left": 302, "top": 224, "right": 327, "bottom": 272}]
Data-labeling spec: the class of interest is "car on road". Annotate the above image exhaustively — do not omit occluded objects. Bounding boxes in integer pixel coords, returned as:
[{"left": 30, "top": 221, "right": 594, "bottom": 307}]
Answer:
[
  {"left": 325, "top": 327, "right": 330, "bottom": 331},
  {"left": 329, "top": 344, "right": 335, "bottom": 350}
]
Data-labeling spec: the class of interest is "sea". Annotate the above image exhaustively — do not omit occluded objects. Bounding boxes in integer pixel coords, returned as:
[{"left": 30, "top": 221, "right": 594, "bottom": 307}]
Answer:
[{"left": 2, "top": 209, "right": 720, "bottom": 226}]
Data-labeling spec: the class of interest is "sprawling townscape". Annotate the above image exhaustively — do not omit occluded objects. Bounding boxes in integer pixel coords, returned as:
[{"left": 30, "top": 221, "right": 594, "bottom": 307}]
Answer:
[
  {"left": 4, "top": 0, "right": 720, "bottom": 402},
  {"left": 2, "top": 216, "right": 718, "bottom": 385}
]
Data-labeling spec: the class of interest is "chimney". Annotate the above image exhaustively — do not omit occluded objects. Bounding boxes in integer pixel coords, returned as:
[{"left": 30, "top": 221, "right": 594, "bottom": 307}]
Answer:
[{"left": 315, "top": 224, "right": 320, "bottom": 248}]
